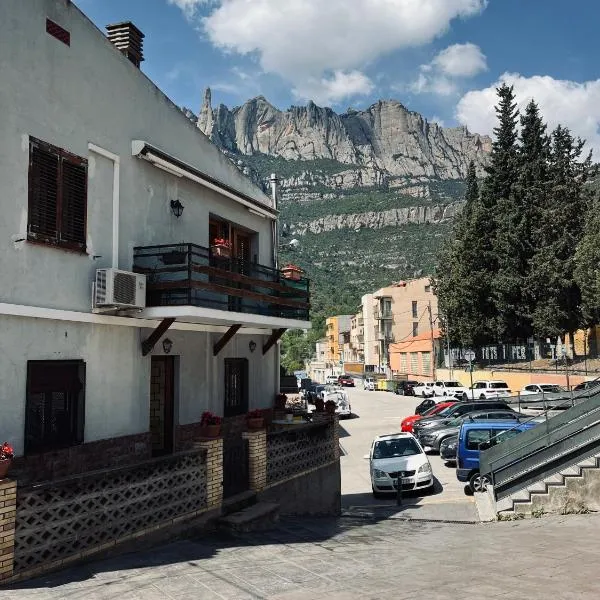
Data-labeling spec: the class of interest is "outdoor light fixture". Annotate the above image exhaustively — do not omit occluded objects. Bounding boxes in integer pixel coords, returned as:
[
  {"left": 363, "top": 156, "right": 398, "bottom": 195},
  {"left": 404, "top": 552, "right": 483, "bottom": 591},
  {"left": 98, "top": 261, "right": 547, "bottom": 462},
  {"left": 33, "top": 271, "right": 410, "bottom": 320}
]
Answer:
[
  {"left": 249, "top": 340, "right": 257, "bottom": 353},
  {"left": 170, "top": 199, "right": 184, "bottom": 218},
  {"left": 162, "top": 338, "right": 173, "bottom": 354}
]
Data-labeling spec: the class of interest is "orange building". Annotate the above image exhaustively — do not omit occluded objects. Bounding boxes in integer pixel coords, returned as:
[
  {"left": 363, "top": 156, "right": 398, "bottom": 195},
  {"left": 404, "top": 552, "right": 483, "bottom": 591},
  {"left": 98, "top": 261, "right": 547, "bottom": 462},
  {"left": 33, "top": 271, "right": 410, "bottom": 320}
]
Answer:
[{"left": 389, "top": 328, "right": 443, "bottom": 379}]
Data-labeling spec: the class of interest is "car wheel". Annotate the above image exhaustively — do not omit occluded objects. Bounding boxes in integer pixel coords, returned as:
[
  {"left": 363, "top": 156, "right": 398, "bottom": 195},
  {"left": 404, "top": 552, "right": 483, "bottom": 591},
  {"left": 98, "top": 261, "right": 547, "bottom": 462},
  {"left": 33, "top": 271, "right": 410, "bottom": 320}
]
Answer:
[
  {"left": 436, "top": 437, "right": 450, "bottom": 453},
  {"left": 372, "top": 486, "right": 383, "bottom": 499},
  {"left": 479, "top": 394, "right": 486, "bottom": 400},
  {"left": 462, "top": 392, "right": 468, "bottom": 401},
  {"left": 469, "top": 472, "right": 491, "bottom": 494},
  {"left": 443, "top": 392, "right": 447, "bottom": 397}
]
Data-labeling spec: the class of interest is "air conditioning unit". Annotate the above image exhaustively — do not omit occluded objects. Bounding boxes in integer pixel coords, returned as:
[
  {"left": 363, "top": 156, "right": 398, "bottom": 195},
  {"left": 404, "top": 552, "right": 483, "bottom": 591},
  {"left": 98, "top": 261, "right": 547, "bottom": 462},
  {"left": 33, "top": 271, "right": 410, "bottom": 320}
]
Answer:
[{"left": 94, "top": 268, "right": 146, "bottom": 309}]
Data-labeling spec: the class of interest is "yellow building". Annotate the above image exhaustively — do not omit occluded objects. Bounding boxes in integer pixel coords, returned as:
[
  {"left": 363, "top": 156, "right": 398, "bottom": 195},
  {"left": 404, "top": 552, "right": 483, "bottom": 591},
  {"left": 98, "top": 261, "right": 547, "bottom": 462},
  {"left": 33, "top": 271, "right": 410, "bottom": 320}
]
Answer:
[{"left": 325, "top": 315, "right": 352, "bottom": 366}]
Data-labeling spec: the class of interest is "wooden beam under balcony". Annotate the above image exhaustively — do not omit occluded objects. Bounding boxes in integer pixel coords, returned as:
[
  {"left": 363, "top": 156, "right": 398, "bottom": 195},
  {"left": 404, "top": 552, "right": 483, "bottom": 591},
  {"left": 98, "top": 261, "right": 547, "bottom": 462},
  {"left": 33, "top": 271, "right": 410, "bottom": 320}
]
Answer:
[
  {"left": 213, "top": 324, "right": 242, "bottom": 356},
  {"left": 141, "top": 318, "right": 175, "bottom": 356},
  {"left": 263, "top": 328, "right": 287, "bottom": 355}
]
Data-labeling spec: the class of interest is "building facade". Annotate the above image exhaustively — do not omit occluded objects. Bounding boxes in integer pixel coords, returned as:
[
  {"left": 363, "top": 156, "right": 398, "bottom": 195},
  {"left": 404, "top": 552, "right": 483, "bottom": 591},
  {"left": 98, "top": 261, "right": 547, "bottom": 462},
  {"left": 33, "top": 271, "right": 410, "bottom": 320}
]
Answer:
[
  {"left": 325, "top": 315, "right": 351, "bottom": 367},
  {"left": 389, "top": 329, "right": 443, "bottom": 379},
  {"left": 0, "top": 0, "right": 310, "bottom": 480}
]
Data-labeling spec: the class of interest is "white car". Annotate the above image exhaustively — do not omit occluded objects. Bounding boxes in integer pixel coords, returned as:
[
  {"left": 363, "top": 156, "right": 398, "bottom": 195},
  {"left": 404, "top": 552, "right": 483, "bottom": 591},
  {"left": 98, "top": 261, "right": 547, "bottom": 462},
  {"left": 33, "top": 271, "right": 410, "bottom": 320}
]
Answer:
[
  {"left": 325, "top": 375, "right": 339, "bottom": 385},
  {"left": 369, "top": 432, "right": 433, "bottom": 497},
  {"left": 412, "top": 381, "right": 435, "bottom": 397},
  {"left": 520, "top": 383, "right": 567, "bottom": 396},
  {"left": 431, "top": 380, "right": 470, "bottom": 398},
  {"left": 463, "top": 380, "right": 512, "bottom": 400},
  {"left": 364, "top": 377, "right": 376, "bottom": 391},
  {"left": 323, "top": 388, "right": 352, "bottom": 418}
]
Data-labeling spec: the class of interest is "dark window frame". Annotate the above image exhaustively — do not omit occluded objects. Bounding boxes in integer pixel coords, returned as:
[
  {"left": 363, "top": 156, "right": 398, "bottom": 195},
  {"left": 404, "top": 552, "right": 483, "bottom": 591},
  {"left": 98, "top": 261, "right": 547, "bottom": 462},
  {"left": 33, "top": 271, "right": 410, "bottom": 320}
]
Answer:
[
  {"left": 224, "top": 358, "right": 249, "bottom": 418},
  {"left": 412, "top": 322, "right": 419, "bottom": 337},
  {"left": 28, "top": 137, "right": 88, "bottom": 252},
  {"left": 412, "top": 300, "right": 418, "bottom": 319},
  {"left": 25, "top": 360, "right": 86, "bottom": 455},
  {"left": 46, "top": 18, "right": 71, "bottom": 46}
]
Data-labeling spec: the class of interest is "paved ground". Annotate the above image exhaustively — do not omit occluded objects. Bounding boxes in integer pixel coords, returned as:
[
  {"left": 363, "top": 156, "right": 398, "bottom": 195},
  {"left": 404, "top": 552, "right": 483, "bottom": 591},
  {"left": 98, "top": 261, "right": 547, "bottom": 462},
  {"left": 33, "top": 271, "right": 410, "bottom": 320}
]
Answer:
[
  {"left": 7, "top": 387, "right": 600, "bottom": 599},
  {"left": 340, "top": 386, "right": 478, "bottom": 522}
]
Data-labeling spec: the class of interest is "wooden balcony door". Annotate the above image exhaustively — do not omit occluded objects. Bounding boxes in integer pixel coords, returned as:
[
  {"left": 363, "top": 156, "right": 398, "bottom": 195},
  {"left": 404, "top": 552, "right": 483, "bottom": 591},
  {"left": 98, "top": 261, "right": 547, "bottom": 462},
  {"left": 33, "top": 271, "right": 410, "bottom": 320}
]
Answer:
[{"left": 150, "top": 356, "right": 175, "bottom": 456}]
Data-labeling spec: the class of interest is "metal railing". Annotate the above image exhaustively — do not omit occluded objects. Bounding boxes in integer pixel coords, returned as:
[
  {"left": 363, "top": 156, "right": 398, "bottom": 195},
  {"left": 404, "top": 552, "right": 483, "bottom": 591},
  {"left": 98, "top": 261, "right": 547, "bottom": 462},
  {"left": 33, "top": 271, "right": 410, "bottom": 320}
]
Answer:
[
  {"left": 480, "top": 378, "right": 600, "bottom": 500},
  {"left": 133, "top": 243, "right": 310, "bottom": 321}
]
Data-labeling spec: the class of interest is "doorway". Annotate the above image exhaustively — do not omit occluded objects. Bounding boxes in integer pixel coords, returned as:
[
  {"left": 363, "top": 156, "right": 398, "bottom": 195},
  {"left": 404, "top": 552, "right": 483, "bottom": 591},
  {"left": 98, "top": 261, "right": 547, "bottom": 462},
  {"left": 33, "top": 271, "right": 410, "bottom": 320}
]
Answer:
[{"left": 150, "top": 356, "right": 175, "bottom": 456}]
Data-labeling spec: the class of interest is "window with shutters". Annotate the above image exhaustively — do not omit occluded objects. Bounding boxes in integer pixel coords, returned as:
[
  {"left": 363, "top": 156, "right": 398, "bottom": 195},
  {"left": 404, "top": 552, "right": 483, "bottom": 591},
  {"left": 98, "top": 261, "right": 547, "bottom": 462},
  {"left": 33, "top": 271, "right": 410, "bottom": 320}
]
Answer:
[
  {"left": 224, "top": 358, "right": 248, "bottom": 417},
  {"left": 422, "top": 352, "right": 431, "bottom": 375},
  {"left": 410, "top": 352, "right": 419, "bottom": 373},
  {"left": 25, "top": 360, "right": 85, "bottom": 454},
  {"left": 28, "top": 137, "right": 87, "bottom": 251}
]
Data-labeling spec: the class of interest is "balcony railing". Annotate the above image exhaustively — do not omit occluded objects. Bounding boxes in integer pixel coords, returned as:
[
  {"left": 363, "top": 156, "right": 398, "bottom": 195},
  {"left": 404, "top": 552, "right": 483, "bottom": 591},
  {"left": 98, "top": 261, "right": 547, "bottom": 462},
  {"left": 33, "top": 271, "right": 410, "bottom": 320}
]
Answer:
[
  {"left": 133, "top": 243, "right": 310, "bottom": 321},
  {"left": 377, "top": 332, "right": 395, "bottom": 342},
  {"left": 374, "top": 308, "right": 393, "bottom": 320}
]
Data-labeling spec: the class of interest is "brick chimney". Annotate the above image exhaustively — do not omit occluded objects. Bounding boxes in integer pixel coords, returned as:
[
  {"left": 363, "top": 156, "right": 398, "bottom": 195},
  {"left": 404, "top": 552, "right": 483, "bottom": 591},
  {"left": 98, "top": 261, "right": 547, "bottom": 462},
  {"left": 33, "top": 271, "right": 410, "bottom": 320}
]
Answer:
[{"left": 106, "top": 22, "right": 144, "bottom": 68}]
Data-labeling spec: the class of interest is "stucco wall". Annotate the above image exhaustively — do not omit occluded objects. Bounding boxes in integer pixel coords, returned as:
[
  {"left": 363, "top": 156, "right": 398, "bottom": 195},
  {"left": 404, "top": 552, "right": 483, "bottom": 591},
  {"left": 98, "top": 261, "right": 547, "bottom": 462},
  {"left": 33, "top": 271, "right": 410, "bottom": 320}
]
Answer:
[
  {"left": 1, "top": 315, "right": 277, "bottom": 455},
  {"left": 0, "top": 0, "right": 275, "bottom": 313}
]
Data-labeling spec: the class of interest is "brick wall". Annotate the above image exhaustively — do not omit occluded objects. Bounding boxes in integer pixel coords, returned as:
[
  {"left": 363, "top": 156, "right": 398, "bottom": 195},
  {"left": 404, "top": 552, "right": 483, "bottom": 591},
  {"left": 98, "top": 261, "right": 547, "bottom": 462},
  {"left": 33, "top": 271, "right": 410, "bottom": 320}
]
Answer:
[
  {"left": 11, "top": 433, "right": 152, "bottom": 485},
  {"left": 0, "top": 479, "right": 16, "bottom": 581}
]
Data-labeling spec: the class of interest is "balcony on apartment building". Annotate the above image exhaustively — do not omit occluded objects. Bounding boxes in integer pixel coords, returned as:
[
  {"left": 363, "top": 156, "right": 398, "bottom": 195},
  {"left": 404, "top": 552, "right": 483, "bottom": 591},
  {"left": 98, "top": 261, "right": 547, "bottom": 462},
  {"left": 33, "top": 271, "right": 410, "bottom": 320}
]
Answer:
[
  {"left": 377, "top": 331, "right": 395, "bottom": 343},
  {"left": 133, "top": 243, "right": 310, "bottom": 322},
  {"left": 374, "top": 307, "right": 393, "bottom": 320}
]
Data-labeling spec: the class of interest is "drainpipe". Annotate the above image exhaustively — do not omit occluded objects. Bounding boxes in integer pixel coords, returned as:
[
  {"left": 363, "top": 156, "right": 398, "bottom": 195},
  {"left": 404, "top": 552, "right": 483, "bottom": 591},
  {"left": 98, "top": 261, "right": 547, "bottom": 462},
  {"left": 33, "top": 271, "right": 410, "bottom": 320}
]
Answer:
[
  {"left": 88, "top": 143, "right": 120, "bottom": 269},
  {"left": 270, "top": 173, "right": 279, "bottom": 269}
]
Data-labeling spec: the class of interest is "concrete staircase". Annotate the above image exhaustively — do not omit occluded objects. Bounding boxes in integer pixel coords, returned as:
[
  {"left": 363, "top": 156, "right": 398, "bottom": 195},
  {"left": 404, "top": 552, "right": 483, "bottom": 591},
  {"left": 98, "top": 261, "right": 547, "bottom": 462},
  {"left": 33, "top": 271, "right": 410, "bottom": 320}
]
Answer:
[
  {"left": 496, "top": 451, "right": 600, "bottom": 516},
  {"left": 218, "top": 491, "right": 280, "bottom": 532}
]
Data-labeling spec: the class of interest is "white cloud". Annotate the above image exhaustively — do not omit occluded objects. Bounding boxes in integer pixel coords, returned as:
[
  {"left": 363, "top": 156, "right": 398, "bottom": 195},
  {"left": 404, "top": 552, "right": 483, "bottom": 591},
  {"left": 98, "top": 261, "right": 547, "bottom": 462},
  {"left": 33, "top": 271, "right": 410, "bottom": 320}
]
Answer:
[
  {"left": 432, "top": 43, "right": 487, "bottom": 77},
  {"left": 292, "top": 71, "right": 375, "bottom": 105},
  {"left": 430, "top": 115, "right": 446, "bottom": 127},
  {"left": 411, "top": 42, "right": 486, "bottom": 95},
  {"left": 456, "top": 73, "right": 600, "bottom": 156},
  {"left": 169, "top": 0, "right": 486, "bottom": 104}
]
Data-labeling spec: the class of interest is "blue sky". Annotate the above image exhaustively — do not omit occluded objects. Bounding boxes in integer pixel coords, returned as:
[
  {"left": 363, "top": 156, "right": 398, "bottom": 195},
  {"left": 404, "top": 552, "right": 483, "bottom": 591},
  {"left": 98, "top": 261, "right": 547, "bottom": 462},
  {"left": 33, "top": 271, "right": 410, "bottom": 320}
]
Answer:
[{"left": 75, "top": 0, "right": 600, "bottom": 152}]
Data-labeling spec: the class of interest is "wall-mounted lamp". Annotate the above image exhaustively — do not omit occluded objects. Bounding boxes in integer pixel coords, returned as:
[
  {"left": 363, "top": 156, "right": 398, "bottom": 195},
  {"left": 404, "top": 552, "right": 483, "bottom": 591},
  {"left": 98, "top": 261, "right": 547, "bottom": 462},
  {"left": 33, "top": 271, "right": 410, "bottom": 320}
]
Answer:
[
  {"left": 162, "top": 338, "right": 173, "bottom": 354},
  {"left": 249, "top": 340, "right": 257, "bottom": 353},
  {"left": 170, "top": 199, "right": 184, "bottom": 218}
]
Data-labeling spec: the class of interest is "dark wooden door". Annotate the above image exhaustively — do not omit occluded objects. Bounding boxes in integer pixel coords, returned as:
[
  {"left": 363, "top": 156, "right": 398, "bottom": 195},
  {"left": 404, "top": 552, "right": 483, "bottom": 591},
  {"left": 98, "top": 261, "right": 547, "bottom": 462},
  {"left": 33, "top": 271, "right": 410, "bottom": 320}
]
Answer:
[{"left": 150, "top": 356, "right": 175, "bottom": 456}]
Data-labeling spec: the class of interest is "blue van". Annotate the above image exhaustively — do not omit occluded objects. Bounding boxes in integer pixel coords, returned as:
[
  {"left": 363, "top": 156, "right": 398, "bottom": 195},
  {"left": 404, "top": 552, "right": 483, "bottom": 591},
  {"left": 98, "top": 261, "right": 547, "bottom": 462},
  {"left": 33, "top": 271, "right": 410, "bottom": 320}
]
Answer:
[{"left": 457, "top": 420, "right": 538, "bottom": 493}]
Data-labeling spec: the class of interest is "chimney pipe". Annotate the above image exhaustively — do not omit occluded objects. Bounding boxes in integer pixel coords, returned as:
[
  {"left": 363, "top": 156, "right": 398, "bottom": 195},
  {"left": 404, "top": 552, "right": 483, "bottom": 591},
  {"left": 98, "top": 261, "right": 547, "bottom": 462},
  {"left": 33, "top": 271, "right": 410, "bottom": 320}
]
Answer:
[{"left": 106, "top": 22, "right": 144, "bottom": 68}]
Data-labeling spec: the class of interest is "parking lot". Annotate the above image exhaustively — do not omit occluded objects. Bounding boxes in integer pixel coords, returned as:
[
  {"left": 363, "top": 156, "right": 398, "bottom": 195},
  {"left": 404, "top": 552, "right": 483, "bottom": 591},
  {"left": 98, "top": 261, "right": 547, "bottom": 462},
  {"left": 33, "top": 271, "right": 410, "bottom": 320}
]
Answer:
[{"left": 339, "top": 385, "right": 478, "bottom": 522}]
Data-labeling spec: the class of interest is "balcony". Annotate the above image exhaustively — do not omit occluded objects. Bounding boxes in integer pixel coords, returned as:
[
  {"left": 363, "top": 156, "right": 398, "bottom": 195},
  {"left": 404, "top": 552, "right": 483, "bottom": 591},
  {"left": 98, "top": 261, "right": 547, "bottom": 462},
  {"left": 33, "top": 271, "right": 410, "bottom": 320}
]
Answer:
[
  {"left": 374, "top": 308, "right": 393, "bottom": 320},
  {"left": 377, "top": 332, "right": 394, "bottom": 342},
  {"left": 133, "top": 243, "right": 310, "bottom": 322}
]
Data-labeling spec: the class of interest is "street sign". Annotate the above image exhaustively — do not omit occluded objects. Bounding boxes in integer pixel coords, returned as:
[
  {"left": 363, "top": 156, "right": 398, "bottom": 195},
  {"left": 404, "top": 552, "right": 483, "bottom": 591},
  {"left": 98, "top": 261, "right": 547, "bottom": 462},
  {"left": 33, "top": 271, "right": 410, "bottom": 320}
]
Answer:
[{"left": 464, "top": 350, "right": 476, "bottom": 362}]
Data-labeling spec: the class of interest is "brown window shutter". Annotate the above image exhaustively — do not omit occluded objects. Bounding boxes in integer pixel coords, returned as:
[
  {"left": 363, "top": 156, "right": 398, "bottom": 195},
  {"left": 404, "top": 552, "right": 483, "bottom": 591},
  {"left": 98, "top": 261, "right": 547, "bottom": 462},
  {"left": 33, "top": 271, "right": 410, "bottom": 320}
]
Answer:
[
  {"left": 60, "top": 157, "right": 87, "bottom": 247},
  {"left": 28, "top": 142, "right": 59, "bottom": 241}
]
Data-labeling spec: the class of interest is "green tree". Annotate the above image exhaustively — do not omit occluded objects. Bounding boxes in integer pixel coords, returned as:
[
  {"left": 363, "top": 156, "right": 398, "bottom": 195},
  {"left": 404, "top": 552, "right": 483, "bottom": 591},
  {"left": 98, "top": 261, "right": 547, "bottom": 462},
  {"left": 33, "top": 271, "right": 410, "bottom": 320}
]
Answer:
[
  {"left": 280, "top": 329, "right": 314, "bottom": 373},
  {"left": 529, "top": 125, "right": 593, "bottom": 345},
  {"left": 574, "top": 193, "right": 600, "bottom": 326},
  {"left": 492, "top": 100, "right": 549, "bottom": 341}
]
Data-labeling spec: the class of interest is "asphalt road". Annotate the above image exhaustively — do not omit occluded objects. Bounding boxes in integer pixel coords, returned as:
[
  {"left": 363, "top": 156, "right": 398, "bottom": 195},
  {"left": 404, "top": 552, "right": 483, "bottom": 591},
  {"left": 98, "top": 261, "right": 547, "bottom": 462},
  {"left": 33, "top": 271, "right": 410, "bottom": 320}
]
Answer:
[{"left": 339, "top": 385, "right": 478, "bottom": 522}]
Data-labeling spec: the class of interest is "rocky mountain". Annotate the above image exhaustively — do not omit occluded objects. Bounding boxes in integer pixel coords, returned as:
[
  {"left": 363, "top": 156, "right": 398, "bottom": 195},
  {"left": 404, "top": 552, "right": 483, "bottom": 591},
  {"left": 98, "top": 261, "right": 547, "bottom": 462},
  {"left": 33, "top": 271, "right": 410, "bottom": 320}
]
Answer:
[{"left": 192, "top": 89, "right": 492, "bottom": 325}]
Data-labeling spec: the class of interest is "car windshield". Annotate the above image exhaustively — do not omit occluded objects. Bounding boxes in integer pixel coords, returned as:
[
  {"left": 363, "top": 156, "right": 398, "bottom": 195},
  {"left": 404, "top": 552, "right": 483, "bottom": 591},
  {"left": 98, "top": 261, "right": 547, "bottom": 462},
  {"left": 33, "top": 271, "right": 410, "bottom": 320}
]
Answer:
[
  {"left": 490, "top": 382, "right": 508, "bottom": 389},
  {"left": 443, "top": 381, "right": 461, "bottom": 387},
  {"left": 373, "top": 438, "right": 421, "bottom": 459},
  {"left": 437, "top": 405, "right": 455, "bottom": 416},
  {"left": 540, "top": 385, "right": 564, "bottom": 392}
]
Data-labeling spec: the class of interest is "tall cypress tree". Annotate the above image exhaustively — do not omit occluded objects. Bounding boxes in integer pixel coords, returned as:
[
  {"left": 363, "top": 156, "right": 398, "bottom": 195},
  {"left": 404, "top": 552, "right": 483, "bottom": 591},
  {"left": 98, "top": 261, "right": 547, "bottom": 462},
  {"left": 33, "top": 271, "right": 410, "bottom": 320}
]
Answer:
[
  {"left": 492, "top": 100, "right": 549, "bottom": 341},
  {"left": 529, "top": 125, "right": 593, "bottom": 346}
]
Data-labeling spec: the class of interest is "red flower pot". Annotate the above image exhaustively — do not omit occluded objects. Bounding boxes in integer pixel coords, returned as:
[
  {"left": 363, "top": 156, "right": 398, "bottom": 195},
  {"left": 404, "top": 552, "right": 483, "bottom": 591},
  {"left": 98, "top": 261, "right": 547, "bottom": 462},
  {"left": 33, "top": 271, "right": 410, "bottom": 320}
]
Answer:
[
  {"left": 0, "top": 459, "right": 11, "bottom": 479},
  {"left": 201, "top": 424, "right": 221, "bottom": 438},
  {"left": 247, "top": 417, "right": 265, "bottom": 430},
  {"left": 211, "top": 245, "right": 231, "bottom": 258}
]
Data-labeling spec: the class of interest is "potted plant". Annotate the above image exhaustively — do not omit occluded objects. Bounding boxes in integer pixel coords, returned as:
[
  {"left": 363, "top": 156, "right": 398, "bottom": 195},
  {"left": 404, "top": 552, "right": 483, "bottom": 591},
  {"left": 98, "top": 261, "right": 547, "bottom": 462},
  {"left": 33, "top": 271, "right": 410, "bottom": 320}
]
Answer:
[
  {"left": 211, "top": 238, "right": 231, "bottom": 258},
  {"left": 285, "top": 409, "right": 294, "bottom": 423},
  {"left": 281, "top": 263, "right": 304, "bottom": 281},
  {"left": 314, "top": 397, "right": 325, "bottom": 412},
  {"left": 246, "top": 409, "right": 265, "bottom": 430},
  {"left": 200, "top": 411, "right": 222, "bottom": 438},
  {"left": 325, "top": 399, "right": 337, "bottom": 415},
  {"left": 0, "top": 442, "right": 14, "bottom": 479},
  {"left": 274, "top": 393, "right": 288, "bottom": 410}
]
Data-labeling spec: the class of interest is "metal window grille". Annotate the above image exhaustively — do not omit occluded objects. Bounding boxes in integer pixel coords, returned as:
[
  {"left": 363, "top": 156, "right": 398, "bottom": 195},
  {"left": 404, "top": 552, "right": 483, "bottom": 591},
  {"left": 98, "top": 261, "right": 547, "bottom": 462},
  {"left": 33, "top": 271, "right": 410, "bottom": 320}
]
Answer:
[{"left": 410, "top": 352, "right": 419, "bottom": 373}]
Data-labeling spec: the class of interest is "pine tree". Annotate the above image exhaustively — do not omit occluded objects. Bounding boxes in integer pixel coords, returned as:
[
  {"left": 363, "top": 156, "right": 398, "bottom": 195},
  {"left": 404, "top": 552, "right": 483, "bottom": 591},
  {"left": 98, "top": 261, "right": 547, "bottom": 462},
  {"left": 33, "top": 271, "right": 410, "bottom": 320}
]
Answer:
[
  {"left": 492, "top": 100, "right": 549, "bottom": 341},
  {"left": 529, "top": 125, "right": 593, "bottom": 345}
]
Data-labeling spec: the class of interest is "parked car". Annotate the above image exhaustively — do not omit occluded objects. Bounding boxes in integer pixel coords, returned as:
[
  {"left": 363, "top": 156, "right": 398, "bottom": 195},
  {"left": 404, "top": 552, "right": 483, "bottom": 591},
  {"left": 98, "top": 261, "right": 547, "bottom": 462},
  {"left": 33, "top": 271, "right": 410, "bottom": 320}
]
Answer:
[
  {"left": 417, "top": 410, "right": 524, "bottom": 453},
  {"left": 322, "top": 388, "right": 351, "bottom": 418},
  {"left": 326, "top": 375, "right": 339, "bottom": 385},
  {"left": 431, "top": 380, "right": 470, "bottom": 398},
  {"left": 519, "top": 383, "right": 567, "bottom": 395},
  {"left": 369, "top": 432, "right": 433, "bottom": 497},
  {"left": 456, "top": 420, "right": 538, "bottom": 493},
  {"left": 338, "top": 374, "right": 355, "bottom": 387},
  {"left": 394, "top": 380, "right": 421, "bottom": 396},
  {"left": 364, "top": 376, "right": 376, "bottom": 391},
  {"left": 573, "top": 380, "right": 600, "bottom": 391},
  {"left": 439, "top": 435, "right": 458, "bottom": 463},
  {"left": 462, "top": 380, "right": 512, "bottom": 400},
  {"left": 412, "top": 381, "right": 436, "bottom": 398},
  {"left": 412, "top": 401, "right": 513, "bottom": 438},
  {"left": 306, "top": 384, "right": 325, "bottom": 404},
  {"left": 414, "top": 398, "right": 436, "bottom": 415},
  {"left": 401, "top": 401, "right": 456, "bottom": 433}
]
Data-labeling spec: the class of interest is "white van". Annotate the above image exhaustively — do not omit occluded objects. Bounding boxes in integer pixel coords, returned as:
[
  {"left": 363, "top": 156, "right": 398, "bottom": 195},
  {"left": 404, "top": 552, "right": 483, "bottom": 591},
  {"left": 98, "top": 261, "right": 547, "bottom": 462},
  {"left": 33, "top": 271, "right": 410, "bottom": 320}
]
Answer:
[
  {"left": 364, "top": 377, "right": 376, "bottom": 391},
  {"left": 326, "top": 375, "right": 339, "bottom": 385}
]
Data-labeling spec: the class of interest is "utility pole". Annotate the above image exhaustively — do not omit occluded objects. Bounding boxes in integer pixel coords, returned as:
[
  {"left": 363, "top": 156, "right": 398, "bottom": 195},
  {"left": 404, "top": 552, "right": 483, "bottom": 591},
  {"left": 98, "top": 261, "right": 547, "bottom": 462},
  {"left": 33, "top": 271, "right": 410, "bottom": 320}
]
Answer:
[{"left": 427, "top": 301, "right": 436, "bottom": 380}]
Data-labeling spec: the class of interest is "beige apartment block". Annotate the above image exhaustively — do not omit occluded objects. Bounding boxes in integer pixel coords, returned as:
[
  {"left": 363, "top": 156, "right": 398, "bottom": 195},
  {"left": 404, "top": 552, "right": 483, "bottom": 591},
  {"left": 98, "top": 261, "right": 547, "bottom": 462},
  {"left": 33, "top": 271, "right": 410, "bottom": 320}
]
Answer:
[{"left": 361, "top": 278, "right": 437, "bottom": 373}]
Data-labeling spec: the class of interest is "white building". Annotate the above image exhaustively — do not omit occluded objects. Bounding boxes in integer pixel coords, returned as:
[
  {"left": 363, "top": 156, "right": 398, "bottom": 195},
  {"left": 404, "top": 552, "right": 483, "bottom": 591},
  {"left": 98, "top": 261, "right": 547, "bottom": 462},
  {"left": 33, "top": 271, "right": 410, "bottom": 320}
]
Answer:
[{"left": 0, "top": 0, "right": 310, "bottom": 485}]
